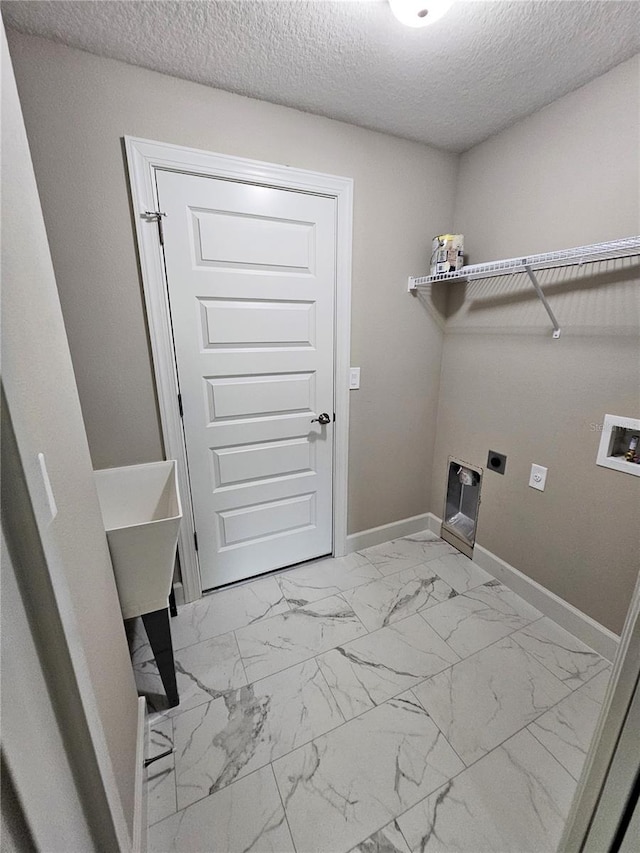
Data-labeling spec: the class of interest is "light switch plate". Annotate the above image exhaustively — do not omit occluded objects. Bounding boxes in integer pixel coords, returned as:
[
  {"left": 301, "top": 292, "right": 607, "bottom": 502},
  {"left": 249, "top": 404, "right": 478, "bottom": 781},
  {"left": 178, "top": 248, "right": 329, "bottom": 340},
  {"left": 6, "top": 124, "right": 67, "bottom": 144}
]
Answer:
[
  {"left": 529, "top": 463, "right": 548, "bottom": 491},
  {"left": 349, "top": 367, "right": 361, "bottom": 390}
]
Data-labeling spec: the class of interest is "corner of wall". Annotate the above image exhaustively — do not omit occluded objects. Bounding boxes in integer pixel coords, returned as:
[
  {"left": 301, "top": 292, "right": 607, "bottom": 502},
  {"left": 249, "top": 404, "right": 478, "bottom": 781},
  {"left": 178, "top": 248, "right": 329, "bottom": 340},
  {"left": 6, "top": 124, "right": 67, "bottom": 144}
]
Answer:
[{"left": 428, "top": 57, "right": 640, "bottom": 634}]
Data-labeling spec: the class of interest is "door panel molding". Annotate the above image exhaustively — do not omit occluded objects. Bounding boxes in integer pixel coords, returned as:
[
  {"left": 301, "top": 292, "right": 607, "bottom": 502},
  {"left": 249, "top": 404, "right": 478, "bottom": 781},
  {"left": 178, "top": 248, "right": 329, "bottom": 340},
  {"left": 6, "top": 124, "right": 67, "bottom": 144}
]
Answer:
[
  {"left": 158, "top": 169, "right": 335, "bottom": 585},
  {"left": 125, "top": 136, "right": 353, "bottom": 602}
]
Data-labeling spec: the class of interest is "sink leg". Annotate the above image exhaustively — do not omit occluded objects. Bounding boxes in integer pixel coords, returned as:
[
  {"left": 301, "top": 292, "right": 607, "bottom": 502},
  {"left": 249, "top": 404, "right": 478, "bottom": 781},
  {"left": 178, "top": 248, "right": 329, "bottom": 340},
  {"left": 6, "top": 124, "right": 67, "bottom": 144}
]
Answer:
[
  {"left": 169, "top": 588, "right": 178, "bottom": 618},
  {"left": 142, "top": 607, "right": 179, "bottom": 708}
]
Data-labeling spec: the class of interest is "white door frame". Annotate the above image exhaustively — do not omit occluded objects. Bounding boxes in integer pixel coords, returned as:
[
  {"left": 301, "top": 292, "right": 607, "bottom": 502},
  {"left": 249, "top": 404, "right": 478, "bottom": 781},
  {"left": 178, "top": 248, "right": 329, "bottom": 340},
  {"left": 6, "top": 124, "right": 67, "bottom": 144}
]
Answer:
[
  {"left": 561, "top": 568, "right": 640, "bottom": 852},
  {"left": 125, "top": 136, "right": 353, "bottom": 603}
]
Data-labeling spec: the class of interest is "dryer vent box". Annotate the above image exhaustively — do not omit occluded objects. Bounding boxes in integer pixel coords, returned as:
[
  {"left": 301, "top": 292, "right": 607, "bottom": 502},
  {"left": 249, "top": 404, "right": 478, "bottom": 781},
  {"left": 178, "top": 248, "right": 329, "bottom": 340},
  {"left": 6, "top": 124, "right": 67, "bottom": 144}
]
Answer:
[{"left": 441, "top": 457, "right": 482, "bottom": 559}]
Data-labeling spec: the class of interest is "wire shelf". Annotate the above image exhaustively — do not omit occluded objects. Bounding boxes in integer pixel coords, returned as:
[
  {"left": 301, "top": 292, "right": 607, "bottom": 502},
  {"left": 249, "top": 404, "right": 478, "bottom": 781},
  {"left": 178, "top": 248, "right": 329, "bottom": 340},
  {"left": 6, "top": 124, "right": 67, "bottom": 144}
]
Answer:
[
  {"left": 408, "top": 236, "right": 640, "bottom": 339},
  {"left": 409, "top": 236, "right": 640, "bottom": 288}
]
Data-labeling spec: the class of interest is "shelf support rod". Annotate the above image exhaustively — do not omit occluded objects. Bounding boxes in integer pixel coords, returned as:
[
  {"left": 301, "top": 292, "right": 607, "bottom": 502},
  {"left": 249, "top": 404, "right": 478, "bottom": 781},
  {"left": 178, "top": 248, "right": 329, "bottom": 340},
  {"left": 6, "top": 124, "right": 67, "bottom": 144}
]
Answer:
[{"left": 524, "top": 264, "right": 561, "bottom": 339}]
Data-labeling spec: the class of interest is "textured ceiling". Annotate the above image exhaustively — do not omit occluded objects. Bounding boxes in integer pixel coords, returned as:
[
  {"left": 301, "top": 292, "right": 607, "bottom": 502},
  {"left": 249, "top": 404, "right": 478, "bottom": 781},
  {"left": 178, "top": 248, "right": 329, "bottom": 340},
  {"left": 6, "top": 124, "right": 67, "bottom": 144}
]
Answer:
[{"left": 3, "top": 0, "right": 639, "bottom": 152}]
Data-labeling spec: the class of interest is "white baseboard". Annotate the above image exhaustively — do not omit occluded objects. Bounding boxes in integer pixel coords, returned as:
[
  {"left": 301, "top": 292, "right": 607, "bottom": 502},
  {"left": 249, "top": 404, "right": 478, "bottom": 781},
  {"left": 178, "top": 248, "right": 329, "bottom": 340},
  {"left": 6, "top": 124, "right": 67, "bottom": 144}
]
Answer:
[
  {"left": 133, "top": 696, "right": 147, "bottom": 853},
  {"left": 346, "top": 513, "right": 431, "bottom": 553},
  {"left": 429, "top": 514, "right": 619, "bottom": 661},
  {"left": 425, "top": 512, "right": 444, "bottom": 536},
  {"left": 172, "top": 581, "right": 185, "bottom": 607},
  {"left": 473, "top": 543, "right": 619, "bottom": 661},
  {"left": 352, "top": 512, "right": 618, "bottom": 661}
]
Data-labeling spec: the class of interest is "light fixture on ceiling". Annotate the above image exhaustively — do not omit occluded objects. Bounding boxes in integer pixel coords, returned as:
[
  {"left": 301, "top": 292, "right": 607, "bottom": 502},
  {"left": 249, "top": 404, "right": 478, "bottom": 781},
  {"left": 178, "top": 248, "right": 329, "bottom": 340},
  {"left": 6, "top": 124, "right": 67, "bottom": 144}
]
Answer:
[{"left": 388, "top": 0, "right": 453, "bottom": 28}]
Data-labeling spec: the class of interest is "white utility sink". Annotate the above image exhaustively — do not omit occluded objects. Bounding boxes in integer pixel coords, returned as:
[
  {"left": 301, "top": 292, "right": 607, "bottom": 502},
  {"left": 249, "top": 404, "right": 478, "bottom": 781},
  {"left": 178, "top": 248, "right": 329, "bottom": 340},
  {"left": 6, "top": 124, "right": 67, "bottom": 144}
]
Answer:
[{"left": 94, "top": 460, "right": 182, "bottom": 620}]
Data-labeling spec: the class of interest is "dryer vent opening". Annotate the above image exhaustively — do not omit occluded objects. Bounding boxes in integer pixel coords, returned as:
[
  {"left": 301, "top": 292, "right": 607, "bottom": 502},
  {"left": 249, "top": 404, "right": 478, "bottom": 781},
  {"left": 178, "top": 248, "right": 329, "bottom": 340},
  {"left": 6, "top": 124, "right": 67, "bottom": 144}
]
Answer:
[{"left": 441, "top": 457, "right": 482, "bottom": 559}]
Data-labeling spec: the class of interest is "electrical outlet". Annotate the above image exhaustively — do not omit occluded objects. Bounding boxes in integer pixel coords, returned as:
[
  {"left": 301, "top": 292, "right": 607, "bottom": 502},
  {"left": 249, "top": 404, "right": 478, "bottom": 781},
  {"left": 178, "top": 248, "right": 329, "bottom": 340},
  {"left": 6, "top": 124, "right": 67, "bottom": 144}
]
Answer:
[
  {"left": 529, "top": 463, "right": 548, "bottom": 491},
  {"left": 349, "top": 367, "right": 360, "bottom": 390}
]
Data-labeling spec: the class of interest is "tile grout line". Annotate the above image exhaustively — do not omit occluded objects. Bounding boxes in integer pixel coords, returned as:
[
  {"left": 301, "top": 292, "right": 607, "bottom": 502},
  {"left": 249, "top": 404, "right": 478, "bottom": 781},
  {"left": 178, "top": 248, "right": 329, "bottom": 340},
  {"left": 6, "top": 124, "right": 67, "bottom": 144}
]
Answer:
[
  {"left": 406, "top": 686, "right": 468, "bottom": 770},
  {"left": 232, "top": 628, "right": 250, "bottom": 685},
  {"left": 263, "top": 679, "right": 486, "bottom": 853},
  {"left": 169, "top": 574, "right": 295, "bottom": 652},
  {"left": 508, "top": 621, "right": 608, "bottom": 686},
  {"left": 143, "top": 589, "right": 550, "bottom": 734},
  {"left": 234, "top": 596, "right": 370, "bottom": 683},
  {"left": 386, "top": 692, "right": 588, "bottom": 849},
  {"left": 265, "top": 670, "right": 452, "bottom": 853},
  {"left": 400, "top": 621, "right": 604, "bottom": 773},
  {"left": 167, "top": 715, "right": 178, "bottom": 821},
  {"left": 415, "top": 606, "right": 546, "bottom": 662},
  {"left": 148, "top": 760, "right": 291, "bottom": 831},
  {"left": 314, "top": 658, "right": 348, "bottom": 725},
  {"left": 345, "top": 815, "right": 409, "bottom": 853},
  {"left": 165, "top": 545, "right": 582, "bottom": 697},
  {"left": 293, "top": 651, "right": 467, "bottom": 756},
  {"left": 526, "top": 719, "right": 582, "bottom": 783},
  {"left": 145, "top": 748, "right": 178, "bottom": 828},
  {"left": 404, "top": 615, "right": 550, "bottom": 700},
  {"left": 146, "top": 535, "right": 605, "bottom": 847},
  {"left": 149, "top": 627, "right": 609, "bottom": 821},
  {"left": 151, "top": 656, "right": 598, "bottom": 829},
  {"left": 356, "top": 552, "right": 457, "bottom": 580},
  {"left": 227, "top": 590, "right": 544, "bottom": 728},
  {"left": 156, "top": 657, "right": 352, "bottom": 818},
  {"left": 524, "top": 663, "right": 613, "bottom": 780},
  {"left": 231, "top": 575, "right": 506, "bottom": 688},
  {"left": 342, "top": 568, "right": 458, "bottom": 634},
  {"left": 269, "top": 762, "right": 299, "bottom": 853},
  {"left": 336, "top": 591, "right": 371, "bottom": 636},
  {"left": 279, "top": 570, "right": 384, "bottom": 611},
  {"left": 154, "top": 587, "right": 308, "bottom": 674},
  {"left": 141, "top": 540, "right": 486, "bottom": 810},
  {"left": 166, "top": 535, "right": 459, "bottom": 655},
  {"left": 165, "top": 537, "right": 477, "bottom": 673},
  {"left": 425, "top": 655, "right": 607, "bottom": 780},
  {"left": 197, "top": 647, "right": 462, "bottom": 801}
]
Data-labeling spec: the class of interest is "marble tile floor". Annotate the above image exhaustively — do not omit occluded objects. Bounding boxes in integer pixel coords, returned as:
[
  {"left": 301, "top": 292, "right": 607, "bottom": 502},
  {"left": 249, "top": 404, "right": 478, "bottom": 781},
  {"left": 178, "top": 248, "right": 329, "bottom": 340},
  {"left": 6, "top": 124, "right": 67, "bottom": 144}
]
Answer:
[{"left": 129, "top": 531, "right": 612, "bottom": 853}]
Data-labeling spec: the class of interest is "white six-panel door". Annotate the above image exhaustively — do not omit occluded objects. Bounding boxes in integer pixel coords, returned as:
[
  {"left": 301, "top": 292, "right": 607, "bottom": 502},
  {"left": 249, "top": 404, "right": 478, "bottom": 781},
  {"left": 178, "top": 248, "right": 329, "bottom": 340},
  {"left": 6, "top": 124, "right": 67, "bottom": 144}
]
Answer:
[{"left": 156, "top": 170, "right": 336, "bottom": 589}]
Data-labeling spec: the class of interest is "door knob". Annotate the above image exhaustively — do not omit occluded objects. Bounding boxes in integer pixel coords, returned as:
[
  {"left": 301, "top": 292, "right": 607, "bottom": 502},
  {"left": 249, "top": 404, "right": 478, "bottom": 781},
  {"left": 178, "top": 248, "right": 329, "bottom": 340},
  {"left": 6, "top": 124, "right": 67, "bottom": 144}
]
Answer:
[{"left": 311, "top": 412, "right": 331, "bottom": 425}]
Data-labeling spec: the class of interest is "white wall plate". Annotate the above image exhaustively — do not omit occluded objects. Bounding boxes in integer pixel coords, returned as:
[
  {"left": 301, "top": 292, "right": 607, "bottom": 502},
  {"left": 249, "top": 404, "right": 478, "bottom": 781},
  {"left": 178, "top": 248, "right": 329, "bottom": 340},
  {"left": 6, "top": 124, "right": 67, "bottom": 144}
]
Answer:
[{"left": 596, "top": 414, "right": 640, "bottom": 478}]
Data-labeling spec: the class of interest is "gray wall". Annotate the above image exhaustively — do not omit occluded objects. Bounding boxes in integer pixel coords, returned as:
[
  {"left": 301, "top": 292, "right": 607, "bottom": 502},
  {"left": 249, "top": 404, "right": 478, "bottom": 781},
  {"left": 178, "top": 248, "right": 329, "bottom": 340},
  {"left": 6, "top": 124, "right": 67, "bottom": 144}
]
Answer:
[
  {"left": 2, "top": 26, "right": 139, "bottom": 844},
  {"left": 7, "top": 29, "right": 638, "bottom": 634},
  {"left": 433, "top": 56, "right": 640, "bottom": 634},
  {"left": 6, "top": 30, "right": 457, "bottom": 536}
]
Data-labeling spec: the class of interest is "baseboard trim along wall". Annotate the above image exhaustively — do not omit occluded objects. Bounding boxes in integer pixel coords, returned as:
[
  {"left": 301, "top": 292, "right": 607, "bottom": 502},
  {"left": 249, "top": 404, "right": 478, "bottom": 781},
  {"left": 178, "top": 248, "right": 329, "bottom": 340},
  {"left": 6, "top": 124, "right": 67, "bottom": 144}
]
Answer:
[
  {"left": 428, "top": 513, "right": 619, "bottom": 661},
  {"left": 172, "top": 581, "right": 185, "bottom": 608},
  {"left": 345, "top": 513, "right": 432, "bottom": 553},
  {"left": 347, "top": 511, "right": 619, "bottom": 661},
  {"left": 133, "top": 696, "right": 147, "bottom": 853}
]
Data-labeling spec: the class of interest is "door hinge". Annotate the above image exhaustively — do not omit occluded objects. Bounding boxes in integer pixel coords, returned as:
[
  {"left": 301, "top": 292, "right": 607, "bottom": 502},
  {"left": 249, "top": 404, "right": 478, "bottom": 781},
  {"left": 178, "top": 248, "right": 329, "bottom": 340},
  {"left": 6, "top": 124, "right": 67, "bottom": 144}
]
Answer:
[
  {"left": 178, "top": 393, "right": 183, "bottom": 418},
  {"left": 194, "top": 531, "right": 199, "bottom": 552},
  {"left": 143, "top": 210, "right": 167, "bottom": 245},
  {"left": 333, "top": 412, "right": 336, "bottom": 422}
]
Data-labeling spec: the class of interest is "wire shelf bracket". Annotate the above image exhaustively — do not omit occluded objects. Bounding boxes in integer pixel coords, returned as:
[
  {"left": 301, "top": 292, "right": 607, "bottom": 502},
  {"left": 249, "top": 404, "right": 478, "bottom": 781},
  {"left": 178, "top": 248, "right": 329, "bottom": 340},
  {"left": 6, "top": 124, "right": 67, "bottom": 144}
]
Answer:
[
  {"left": 407, "top": 236, "right": 640, "bottom": 339},
  {"left": 524, "top": 264, "right": 561, "bottom": 339}
]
